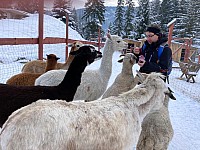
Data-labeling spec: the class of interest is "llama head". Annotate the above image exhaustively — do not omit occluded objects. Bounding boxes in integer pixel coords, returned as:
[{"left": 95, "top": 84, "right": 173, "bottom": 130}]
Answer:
[
  {"left": 46, "top": 54, "right": 60, "bottom": 61},
  {"left": 70, "top": 45, "right": 102, "bottom": 64},
  {"left": 107, "top": 34, "right": 128, "bottom": 51},
  {"left": 142, "top": 72, "right": 166, "bottom": 89},
  {"left": 118, "top": 53, "right": 137, "bottom": 65},
  {"left": 70, "top": 41, "right": 83, "bottom": 52},
  {"left": 141, "top": 72, "right": 176, "bottom": 109},
  {"left": 136, "top": 71, "right": 176, "bottom": 101}
]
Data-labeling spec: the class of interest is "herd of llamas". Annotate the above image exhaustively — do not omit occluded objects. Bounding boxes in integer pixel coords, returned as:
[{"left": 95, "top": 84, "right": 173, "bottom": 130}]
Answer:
[{"left": 0, "top": 33, "right": 176, "bottom": 150}]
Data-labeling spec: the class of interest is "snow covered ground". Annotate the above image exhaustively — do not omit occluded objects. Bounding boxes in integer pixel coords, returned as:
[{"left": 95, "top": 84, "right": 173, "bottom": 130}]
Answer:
[{"left": 0, "top": 14, "right": 200, "bottom": 149}]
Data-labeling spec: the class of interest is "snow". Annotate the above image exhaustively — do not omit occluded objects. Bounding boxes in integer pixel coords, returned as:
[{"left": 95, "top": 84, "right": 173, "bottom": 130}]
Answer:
[
  {"left": 1, "top": 14, "right": 200, "bottom": 149},
  {"left": 167, "top": 18, "right": 177, "bottom": 27}
]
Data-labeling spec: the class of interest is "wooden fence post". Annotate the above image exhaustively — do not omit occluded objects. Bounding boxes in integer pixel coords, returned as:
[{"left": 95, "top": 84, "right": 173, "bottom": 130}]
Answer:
[
  {"left": 38, "top": 0, "right": 44, "bottom": 60},
  {"left": 98, "top": 26, "right": 101, "bottom": 51},
  {"left": 167, "top": 18, "right": 176, "bottom": 47},
  {"left": 65, "top": 12, "right": 69, "bottom": 61}
]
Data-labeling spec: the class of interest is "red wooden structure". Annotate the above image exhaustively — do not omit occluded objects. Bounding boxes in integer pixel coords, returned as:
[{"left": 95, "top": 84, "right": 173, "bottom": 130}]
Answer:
[{"left": 167, "top": 19, "right": 199, "bottom": 63}]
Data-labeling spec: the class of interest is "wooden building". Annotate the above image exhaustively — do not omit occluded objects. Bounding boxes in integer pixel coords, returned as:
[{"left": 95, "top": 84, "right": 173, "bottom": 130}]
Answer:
[{"left": 0, "top": 8, "right": 29, "bottom": 19}]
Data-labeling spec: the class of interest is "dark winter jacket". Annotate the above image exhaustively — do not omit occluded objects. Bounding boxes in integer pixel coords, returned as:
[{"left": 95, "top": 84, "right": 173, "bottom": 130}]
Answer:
[{"left": 135, "top": 34, "right": 172, "bottom": 76}]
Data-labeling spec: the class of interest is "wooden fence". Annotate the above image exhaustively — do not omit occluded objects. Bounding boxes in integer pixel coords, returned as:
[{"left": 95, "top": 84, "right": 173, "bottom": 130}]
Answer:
[{"left": 0, "top": 0, "right": 103, "bottom": 61}]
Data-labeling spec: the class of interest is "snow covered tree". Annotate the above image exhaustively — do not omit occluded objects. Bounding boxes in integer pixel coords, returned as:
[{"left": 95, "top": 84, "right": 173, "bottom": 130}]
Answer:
[
  {"left": 124, "top": 0, "right": 135, "bottom": 38},
  {"left": 185, "top": 0, "right": 200, "bottom": 44},
  {"left": 169, "top": 0, "right": 179, "bottom": 36},
  {"left": 149, "top": 0, "right": 161, "bottom": 24},
  {"left": 52, "top": 0, "right": 76, "bottom": 30},
  {"left": 108, "top": 22, "right": 115, "bottom": 35},
  {"left": 175, "top": 0, "right": 189, "bottom": 38},
  {"left": 82, "top": 0, "right": 105, "bottom": 40},
  {"left": 191, "top": 0, "right": 200, "bottom": 43},
  {"left": 68, "top": 7, "right": 78, "bottom": 31},
  {"left": 135, "top": 0, "right": 150, "bottom": 39},
  {"left": 112, "top": 0, "right": 125, "bottom": 36},
  {"left": 160, "top": 0, "right": 177, "bottom": 32},
  {"left": 185, "top": 0, "right": 196, "bottom": 37},
  {"left": 52, "top": 0, "right": 72, "bottom": 19}
]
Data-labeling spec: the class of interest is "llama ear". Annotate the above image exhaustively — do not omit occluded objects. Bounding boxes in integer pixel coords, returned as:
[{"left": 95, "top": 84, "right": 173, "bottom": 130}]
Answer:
[
  {"left": 136, "top": 70, "right": 146, "bottom": 83},
  {"left": 56, "top": 57, "right": 60, "bottom": 60},
  {"left": 88, "top": 45, "right": 95, "bottom": 51},
  {"left": 165, "top": 87, "right": 176, "bottom": 100},
  {"left": 107, "top": 33, "right": 111, "bottom": 39},
  {"left": 118, "top": 54, "right": 125, "bottom": 63},
  {"left": 132, "top": 54, "right": 137, "bottom": 60},
  {"left": 46, "top": 54, "right": 50, "bottom": 59},
  {"left": 68, "top": 43, "right": 73, "bottom": 47}
]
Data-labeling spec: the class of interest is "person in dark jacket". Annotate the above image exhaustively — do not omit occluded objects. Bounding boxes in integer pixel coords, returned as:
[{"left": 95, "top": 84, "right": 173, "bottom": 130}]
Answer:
[{"left": 133, "top": 24, "right": 172, "bottom": 82}]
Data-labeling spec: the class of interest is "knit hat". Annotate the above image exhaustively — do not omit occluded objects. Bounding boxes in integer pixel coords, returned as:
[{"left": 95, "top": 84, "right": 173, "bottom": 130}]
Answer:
[{"left": 146, "top": 26, "right": 161, "bottom": 35}]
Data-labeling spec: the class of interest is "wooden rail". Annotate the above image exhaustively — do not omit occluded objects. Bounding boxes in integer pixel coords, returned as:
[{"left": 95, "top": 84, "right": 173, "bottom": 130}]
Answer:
[{"left": 0, "top": 38, "right": 104, "bottom": 46}]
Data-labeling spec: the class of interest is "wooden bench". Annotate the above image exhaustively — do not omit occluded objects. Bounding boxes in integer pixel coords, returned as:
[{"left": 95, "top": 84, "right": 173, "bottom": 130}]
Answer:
[{"left": 179, "top": 59, "right": 200, "bottom": 83}]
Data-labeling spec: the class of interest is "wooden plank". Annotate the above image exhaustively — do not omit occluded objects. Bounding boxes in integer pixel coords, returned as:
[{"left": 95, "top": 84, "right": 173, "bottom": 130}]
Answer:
[
  {"left": 0, "top": 38, "right": 105, "bottom": 48},
  {"left": 0, "top": 38, "right": 38, "bottom": 45},
  {"left": 43, "top": 37, "right": 66, "bottom": 44}
]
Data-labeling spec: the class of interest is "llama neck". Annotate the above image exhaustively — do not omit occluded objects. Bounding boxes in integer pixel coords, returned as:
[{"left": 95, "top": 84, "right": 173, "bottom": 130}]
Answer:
[
  {"left": 58, "top": 56, "right": 87, "bottom": 89},
  {"left": 62, "top": 55, "right": 75, "bottom": 70},
  {"left": 137, "top": 89, "right": 164, "bottom": 121},
  {"left": 99, "top": 39, "right": 114, "bottom": 80},
  {"left": 45, "top": 60, "right": 57, "bottom": 72},
  {"left": 163, "top": 95, "right": 170, "bottom": 107},
  {"left": 119, "top": 85, "right": 157, "bottom": 121},
  {"left": 121, "top": 64, "right": 133, "bottom": 76}
]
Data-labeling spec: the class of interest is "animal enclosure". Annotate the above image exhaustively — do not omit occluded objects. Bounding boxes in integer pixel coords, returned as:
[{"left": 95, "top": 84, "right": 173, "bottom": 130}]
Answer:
[{"left": 0, "top": 0, "right": 103, "bottom": 83}]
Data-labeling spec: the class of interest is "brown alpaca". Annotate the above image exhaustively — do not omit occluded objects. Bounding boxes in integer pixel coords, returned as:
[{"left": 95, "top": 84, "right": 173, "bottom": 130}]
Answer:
[
  {"left": 21, "top": 41, "right": 83, "bottom": 73},
  {"left": 6, "top": 54, "right": 60, "bottom": 86}
]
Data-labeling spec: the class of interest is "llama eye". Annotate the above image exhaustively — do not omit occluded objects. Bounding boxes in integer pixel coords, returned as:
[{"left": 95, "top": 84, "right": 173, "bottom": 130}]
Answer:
[
  {"left": 117, "top": 41, "right": 120, "bottom": 43},
  {"left": 77, "top": 45, "right": 80, "bottom": 47}
]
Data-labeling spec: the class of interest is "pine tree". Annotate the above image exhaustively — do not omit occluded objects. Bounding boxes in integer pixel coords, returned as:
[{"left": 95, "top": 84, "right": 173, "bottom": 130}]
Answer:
[
  {"left": 149, "top": 0, "right": 161, "bottom": 24},
  {"left": 108, "top": 22, "right": 115, "bottom": 35},
  {"left": 82, "top": 0, "right": 106, "bottom": 40},
  {"left": 76, "top": 9, "right": 85, "bottom": 37},
  {"left": 160, "top": 0, "right": 176, "bottom": 32},
  {"left": 124, "top": 0, "right": 135, "bottom": 38},
  {"left": 175, "top": 0, "right": 189, "bottom": 38},
  {"left": 52, "top": 0, "right": 72, "bottom": 19},
  {"left": 169, "top": 0, "right": 179, "bottom": 36},
  {"left": 16, "top": 0, "right": 39, "bottom": 13},
  {"left": 186, "top": 0, "right": 200, "bottom": 44},
  {"left": 112, "top": 0, "right": 125, "bottom": 36},
  {"left": 185, "top": 0, "right": 196, "bottom": 37},
  {"left": 192, "top": 0, "right": 200, "bottom": 43},
  {"left": 69, "top": 7, "right": 78, "bottom": 31},
  {"left": 135, "top": 0, "right": 150, "bottom": 39}
]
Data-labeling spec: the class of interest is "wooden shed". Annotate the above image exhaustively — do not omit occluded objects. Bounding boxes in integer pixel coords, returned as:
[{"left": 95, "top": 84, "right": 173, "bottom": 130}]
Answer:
[
  {"left": 171, "top": 41, "right": 198, "bottom": 62},
  {"left": 0, "top": 8, "right": 29, "bottom": 19},
  {"left": 123, "top": 38, "right": 142, "bottom": 48}
]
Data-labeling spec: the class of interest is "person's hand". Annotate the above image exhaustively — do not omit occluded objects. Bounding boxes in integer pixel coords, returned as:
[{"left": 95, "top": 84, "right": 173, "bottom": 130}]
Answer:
[
  {"left": 138, "top": 55, "right": 145, "bottom": 67},
  {"left": 133, "top": 47, "right": 141, "bottom": 54}
]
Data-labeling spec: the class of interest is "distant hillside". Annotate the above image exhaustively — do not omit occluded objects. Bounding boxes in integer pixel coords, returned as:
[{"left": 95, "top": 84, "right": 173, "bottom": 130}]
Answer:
[
  {"left": 76, "top": 6, "right": 116, "bottom": 32},
  {"left": 102, "top": 6, "right": 117, "bottom": 31}
]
